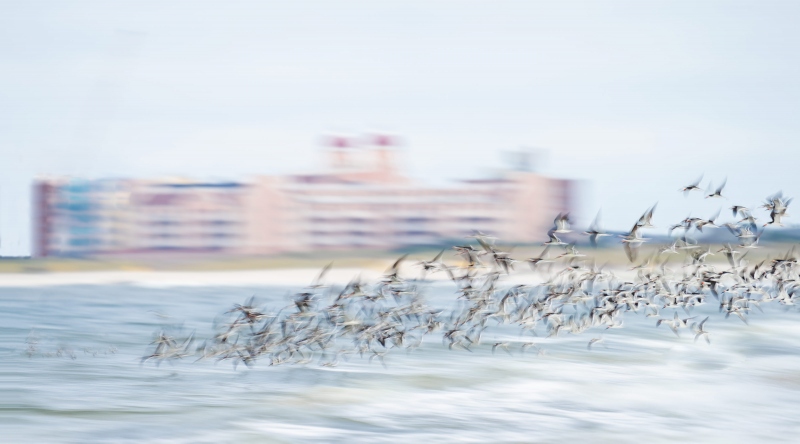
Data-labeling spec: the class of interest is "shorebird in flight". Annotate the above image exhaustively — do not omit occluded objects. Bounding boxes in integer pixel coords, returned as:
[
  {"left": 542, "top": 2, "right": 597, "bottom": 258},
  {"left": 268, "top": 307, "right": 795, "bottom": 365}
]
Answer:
[
  {"left": 636, "top": 203, "right": 657, "bottom": 229},
  {"left": 692, "top": 317, "right": 711, "bottom": 344},
  {"left": 763, "top": 192, "right": 792, "bottom": 227},
  {"left": 695, "top": 209, "right": 721, "bottom": 232},
  {"left": 583, "top": 211, "right": 611, "bottom": 247},
  {"left": 417, "top": 250, "right": 445, "bottom": 281},
  {"left": 680, "top": 174, "right": 704, "bottom": 196},
  {"left": 705, "top": 178, "right": 727, "bottom": 199},
  {"left": 552, "top": 213, "right": 572, "bottom": 234},
  {"left": 544, "top": 230, "right": 567, "bottom": 247}
]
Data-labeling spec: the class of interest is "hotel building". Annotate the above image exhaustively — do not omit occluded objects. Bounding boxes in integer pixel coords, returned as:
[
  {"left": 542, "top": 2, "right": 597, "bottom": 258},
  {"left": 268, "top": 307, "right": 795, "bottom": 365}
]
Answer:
[{"left": 32, "top": 135, "right": 575, "bottom": 257}]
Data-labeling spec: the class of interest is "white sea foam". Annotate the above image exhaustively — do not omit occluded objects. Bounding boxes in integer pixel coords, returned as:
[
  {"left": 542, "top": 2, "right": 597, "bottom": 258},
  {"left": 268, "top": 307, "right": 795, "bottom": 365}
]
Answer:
[{"left": 4, "top": 281, "right": 800, "bottom": 442}]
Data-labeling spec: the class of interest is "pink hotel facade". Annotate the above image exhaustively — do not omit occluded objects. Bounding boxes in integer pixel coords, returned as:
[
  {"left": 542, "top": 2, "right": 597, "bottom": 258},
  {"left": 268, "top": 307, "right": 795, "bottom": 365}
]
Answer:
[{"left": 33, "top": 136, "right": 575, "bottom": 257}]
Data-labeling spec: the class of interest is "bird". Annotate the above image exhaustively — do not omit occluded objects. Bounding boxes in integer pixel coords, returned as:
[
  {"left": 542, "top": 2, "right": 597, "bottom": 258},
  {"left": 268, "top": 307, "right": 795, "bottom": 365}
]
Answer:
[
  {"left": 705, "top": 178, "right": 727, "bottom": 199},
  {"left": 730, "top": 205, "right": 750, "bottom": 217},
  {"left": 543, "top": 230, "right": 567, "bottom": 246},
  {"left": 694, "top": 209, "right": 721, "bottom": 232},
  {"left": 692, "top": 317, "right": 710, "bottom": 344},
  {"left": 583, "top": 211, "right": 611, "bottom": 247},
  {"left": 717, "top": 244, "right": 744, "bottom": 268},
  {"left": 620, "top": 222, "right": 647, "bottom": 262},
  {"left": 467, "top": 230, "right": 498, "bottom": 242},
  {"left": 620, "top": 222, "right": 646, "bottom": 244},
  {"left": 680, "top": 174, "right": 704, "bottom": 196},
  {"left": 137, "top": 172, "right": 800, "bottom": 373},
  {"left": 762, "top": 192, "right": 792, "bottom": 227},
  {"left": 384, "top": 254, "right": 408, "bottom": 282},
  {"left": 636, "top": 203, "right": 657, "bottom": 229},
  {"left": 658, "top": 242, "right": 679, "bottom": 255},
  {"left": 492, "top": 342, "right": 512, "bottom": 355},
  {"left": 552, "top": 213, "right": 572, "bottom": 233},
  {"left": 309, "top": 262, "right": 333, "bottom": 289},
  {"left": 417, "top": 250, "right": 446, "bottom": 281},
  {"left": 557, "top": 243, "right": 585, "bottom": 259},
  {"left": 526, "top": 246, "right": 554, "bottom": 271},
  {"left": 587, "top": 336, "right": 606, "bottom": 350}
]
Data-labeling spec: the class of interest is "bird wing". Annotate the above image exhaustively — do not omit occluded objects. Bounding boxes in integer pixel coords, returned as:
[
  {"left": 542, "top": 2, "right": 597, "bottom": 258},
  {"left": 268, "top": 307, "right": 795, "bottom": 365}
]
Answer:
[
  {"left": 715, "top": 178, "right": 727, "bottom": 194},
  {"left": 313, "top": 262, "right": 333, "bottom": 286}
]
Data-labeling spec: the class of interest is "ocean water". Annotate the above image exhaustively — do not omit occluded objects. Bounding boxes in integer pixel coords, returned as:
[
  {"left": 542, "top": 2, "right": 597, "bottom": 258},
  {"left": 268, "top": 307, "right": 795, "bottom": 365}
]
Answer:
[{"left": 2, "top": 279, "right": 800, "bottom": 443}]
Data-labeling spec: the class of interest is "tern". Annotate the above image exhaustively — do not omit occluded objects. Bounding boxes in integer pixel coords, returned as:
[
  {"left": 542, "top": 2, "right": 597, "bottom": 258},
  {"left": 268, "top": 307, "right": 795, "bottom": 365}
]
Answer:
[
  {"left": 679, "top": 174, "right": 704, "bottom": 196},
  {"left": 705, "top": 178, "right": 727, "bottom": 199},
  {"left": 692, "top": 317, "right": 711, "bottom": 344},
  {"left": 583, "top": 211, "right": 611, "bottom": 247},
  {"left": 552, "top": 213, "right": 572, "bottom": 233}
]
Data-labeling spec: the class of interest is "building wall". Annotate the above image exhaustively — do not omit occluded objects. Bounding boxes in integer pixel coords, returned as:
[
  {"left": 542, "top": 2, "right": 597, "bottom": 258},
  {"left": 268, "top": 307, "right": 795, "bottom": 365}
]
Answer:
[
  {"left": 124, "top": 181, "right": 248, "bottom": 253},
  {"left": 32, "top": 182, "right": 54, "bottom": 257},
  {"left": 32, "top": 142, "right": 577, "bottom": 256},
  {"left": 504, "top": 173, "right": 573, "bottom": 244},
  {"left": 241, "top": 177, "right": 293, "bottom": 255}
]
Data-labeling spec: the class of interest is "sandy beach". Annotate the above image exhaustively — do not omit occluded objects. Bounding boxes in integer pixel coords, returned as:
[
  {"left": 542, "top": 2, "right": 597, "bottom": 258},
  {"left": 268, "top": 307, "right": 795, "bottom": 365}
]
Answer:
[{"left": 0, "top": 268, "right": 396, "bottom": 288}]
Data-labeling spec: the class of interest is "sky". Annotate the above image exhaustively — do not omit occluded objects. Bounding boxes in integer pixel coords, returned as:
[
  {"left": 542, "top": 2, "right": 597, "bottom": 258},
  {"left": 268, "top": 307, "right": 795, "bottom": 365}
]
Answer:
[{"left": 2, "top": 1, "right": 800, "bottom": 256}]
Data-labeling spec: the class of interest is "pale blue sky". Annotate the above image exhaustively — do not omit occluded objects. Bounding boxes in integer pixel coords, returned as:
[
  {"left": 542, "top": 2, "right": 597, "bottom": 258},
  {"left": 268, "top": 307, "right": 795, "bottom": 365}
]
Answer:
[{"left": 2, "top": 1, "right": 800, "bottom": 255}]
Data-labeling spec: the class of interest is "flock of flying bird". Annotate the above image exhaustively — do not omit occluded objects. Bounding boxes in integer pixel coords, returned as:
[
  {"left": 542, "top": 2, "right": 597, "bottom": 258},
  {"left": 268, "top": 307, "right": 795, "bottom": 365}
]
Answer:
[{"left": 142, "top": 176, "right": 800, "bottom": 369}]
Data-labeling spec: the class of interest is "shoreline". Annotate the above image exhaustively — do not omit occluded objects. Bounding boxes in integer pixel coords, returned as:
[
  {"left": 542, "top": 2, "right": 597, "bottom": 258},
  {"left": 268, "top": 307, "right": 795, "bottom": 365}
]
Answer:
[{"left": 0, "top": 268, "right": 392, "bottom": 287}]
